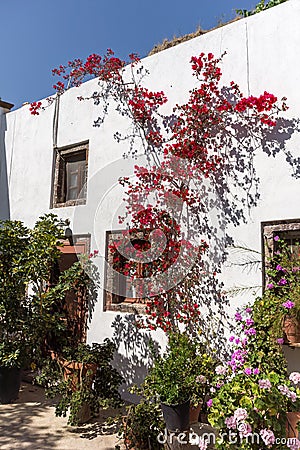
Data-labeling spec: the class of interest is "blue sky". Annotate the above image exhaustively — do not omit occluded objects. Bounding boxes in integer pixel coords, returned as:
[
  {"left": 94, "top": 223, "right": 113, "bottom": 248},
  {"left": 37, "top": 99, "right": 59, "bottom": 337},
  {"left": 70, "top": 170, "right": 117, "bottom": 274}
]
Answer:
[{"left": 0, "top": 0, "right": 256, "bottom": 109}]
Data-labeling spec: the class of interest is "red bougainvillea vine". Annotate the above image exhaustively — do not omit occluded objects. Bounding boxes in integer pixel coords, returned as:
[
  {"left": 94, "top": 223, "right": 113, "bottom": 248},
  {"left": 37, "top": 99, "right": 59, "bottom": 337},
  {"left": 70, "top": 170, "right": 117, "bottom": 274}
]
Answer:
[{"left": 31, "top": 50, "right": 288, "bottom": 335}]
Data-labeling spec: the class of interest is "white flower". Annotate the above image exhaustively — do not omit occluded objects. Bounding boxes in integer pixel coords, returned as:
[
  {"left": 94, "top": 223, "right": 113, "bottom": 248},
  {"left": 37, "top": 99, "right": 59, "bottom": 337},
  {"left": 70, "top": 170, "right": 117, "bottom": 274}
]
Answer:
[
  {"left": 215, "top": 365, "right": 227, "bottom": 375},
  {"left": 278, "top": 384, "right": 297, "bottom": 402},
  {"left": 260, "top": 429, "right": 275, "bottom": 446},
  {"left": 258, "top": 379, "right": 272, "bottom": 390},
  {"left": 233, "top": 408, "right": 248, "bottom": 422},
  {"left": 289, "top": 372, "right": 300, "bottom": 385}
]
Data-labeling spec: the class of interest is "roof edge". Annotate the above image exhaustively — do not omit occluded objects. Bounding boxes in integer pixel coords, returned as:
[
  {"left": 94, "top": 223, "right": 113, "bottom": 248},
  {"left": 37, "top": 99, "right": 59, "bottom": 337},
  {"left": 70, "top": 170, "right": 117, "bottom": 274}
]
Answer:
[{"left": 0, "top": 100, "right": 14, "bottom": 111}]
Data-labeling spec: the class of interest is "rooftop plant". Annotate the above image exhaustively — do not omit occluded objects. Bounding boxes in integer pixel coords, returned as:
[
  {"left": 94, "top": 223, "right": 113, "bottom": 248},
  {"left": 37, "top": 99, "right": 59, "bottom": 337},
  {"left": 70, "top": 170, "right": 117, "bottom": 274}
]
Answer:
[{"left": 236, "top": 0, "right": 288, "bottom": 18}]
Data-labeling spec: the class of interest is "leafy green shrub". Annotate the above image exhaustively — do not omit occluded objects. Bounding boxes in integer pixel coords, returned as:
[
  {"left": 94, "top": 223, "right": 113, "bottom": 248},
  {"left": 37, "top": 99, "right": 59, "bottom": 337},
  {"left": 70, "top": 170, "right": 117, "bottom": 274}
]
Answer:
[
  {"left": 143, "top": 332, "right": 216, "bottom": 406},
  {"left": 122, "top": 401, "right": 164, "bottom": 450}
]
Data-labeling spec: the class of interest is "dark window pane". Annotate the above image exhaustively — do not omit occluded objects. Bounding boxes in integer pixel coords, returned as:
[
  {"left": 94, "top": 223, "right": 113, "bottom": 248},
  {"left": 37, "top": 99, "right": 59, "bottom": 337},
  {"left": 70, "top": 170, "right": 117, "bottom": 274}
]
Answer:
[{"left": 65, "top": 151, "right": 86, "bottom": 201}]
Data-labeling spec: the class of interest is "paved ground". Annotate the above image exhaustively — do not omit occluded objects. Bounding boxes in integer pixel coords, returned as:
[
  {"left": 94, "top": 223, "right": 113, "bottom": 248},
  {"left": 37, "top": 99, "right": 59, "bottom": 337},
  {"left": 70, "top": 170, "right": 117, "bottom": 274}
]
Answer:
[{"left": 0, "top": 382, "right": 124, "bottom": 450}]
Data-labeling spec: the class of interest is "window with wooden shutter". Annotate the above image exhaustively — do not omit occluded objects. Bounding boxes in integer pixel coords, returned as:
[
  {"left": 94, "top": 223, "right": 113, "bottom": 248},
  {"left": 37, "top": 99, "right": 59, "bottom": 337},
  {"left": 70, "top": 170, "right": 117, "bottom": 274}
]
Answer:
[{"left": 52, "top": 141, "right": 88, "bottom": 208}]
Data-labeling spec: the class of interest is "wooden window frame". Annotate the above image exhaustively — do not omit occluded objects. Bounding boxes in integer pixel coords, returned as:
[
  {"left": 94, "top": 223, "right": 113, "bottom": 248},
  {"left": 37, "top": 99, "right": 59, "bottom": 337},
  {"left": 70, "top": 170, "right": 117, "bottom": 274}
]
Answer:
[
  {"left": 261, "top": 218, "right": 300, "bottom": 291},
  {"left": 52, "top": 141, "right": 89, "bottom": 208},
  {"left": 103, "top": 230, "right": 148, "bottom": 314},
  {"left": 57, "top": 234, "right": 91, "bottom": 343}
]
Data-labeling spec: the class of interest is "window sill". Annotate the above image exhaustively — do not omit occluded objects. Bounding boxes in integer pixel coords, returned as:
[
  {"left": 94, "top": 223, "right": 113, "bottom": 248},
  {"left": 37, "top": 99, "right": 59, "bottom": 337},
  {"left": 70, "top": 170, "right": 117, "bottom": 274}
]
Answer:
[
  {"left": 53, "top": 198, "right": 87, "bottom": 208},
  {"left": 105, "top": 302, "right": 147, "bottom": 314}
]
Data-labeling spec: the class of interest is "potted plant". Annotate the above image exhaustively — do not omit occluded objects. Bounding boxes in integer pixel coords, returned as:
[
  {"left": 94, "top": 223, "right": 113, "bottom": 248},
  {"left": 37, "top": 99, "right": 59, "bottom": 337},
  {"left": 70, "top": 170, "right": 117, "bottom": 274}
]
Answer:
[
  {"left": 189, "top": 342, "right": 216, "bottom": 424},
  {"left": 142, "top": 332, "right": 216, "bottom": 432},
  {"left": 144, "top": 333, "right": 193, "bottom": 431},
  {"left": 0, "top": 214, "right": 94, "bottom": 403},
  {"left": 285, "top": 372, "right": 300, "bottom": 440},
  {"left": 209, "top": 367, "right": 300, "bottom": 449},
  {"left": 121, "top": 400, "right": 164, "bottom": 450},
  {"left": 0, "top": 219, "right": 45, "bottom": 402},
  {"left": 37, "top": 339, "right": 124, "bottom": 426},
  {"left": 0, "top": 341, "right": 27, "bottom": 403},
  {"left": 208, "top": 305, "right": 300, "bottom": 449},
  {"left": 264, "top": 237, "right": 300, "bottom": 345}
]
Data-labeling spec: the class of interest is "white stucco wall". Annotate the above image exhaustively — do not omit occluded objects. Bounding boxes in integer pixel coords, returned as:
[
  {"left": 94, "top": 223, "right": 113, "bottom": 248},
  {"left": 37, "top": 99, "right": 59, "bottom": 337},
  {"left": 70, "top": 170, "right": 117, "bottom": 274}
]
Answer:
[{"left": 3, "top": 0, "right": 300, "bottom": 389}]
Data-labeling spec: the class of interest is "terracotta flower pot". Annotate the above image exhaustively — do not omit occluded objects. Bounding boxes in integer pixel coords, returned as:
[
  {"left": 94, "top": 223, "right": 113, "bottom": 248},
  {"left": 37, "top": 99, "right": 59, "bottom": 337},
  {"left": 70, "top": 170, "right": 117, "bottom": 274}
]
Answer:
[
  {"left": 282, "top": 316, "right": 300, "bottom": 345},
  {"left": 286, "top": 412, "right": 300, "bottom": 438},
  {"left": 58, "top": 358, "right": 97, "bottom": 391},
  {"left": 49, "top": 351, "right": 97, "bottom": 392},
  {"left": 190, "top": 404, "right": 201, "bottom": 424}
]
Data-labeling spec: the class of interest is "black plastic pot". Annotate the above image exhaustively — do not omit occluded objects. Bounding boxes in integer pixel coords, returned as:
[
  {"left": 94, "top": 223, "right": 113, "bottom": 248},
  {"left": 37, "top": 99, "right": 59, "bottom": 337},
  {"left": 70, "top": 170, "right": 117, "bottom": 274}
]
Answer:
[
  {"left": 161, "top": 399, "right": 190, "bottom": 431},
  {"left": 0, "top": 367, "right": 22, "bottom": 404}
]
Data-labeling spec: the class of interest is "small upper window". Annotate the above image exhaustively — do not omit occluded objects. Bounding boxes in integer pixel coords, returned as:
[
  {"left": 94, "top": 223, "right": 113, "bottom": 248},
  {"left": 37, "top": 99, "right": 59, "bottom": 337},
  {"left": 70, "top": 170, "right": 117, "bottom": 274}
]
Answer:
[{"left": 52, "top": 141, "right": 88, "bottom": 208}]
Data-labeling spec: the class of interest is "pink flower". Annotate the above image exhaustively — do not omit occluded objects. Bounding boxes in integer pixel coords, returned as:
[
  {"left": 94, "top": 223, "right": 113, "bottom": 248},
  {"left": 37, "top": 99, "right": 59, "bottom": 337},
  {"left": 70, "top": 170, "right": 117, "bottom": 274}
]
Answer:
[
  {"left": 277, "top": 338, "right": 284, "bottom": 344},
  {"left": 258, "top": 379, "right": 272, "bottom": 389},
  {"left": 274, "top": 235, "right": 279, "bottom": 241},
  {"left": 235, "top": 312, "right": 242, "bottom": 321},
  {"left": 282, "top": 301, "right": 295, "bottom": 309},
  {"left": 289, "top": 372, "right": 300, "bottom": 385},
  {"left": 196, "top": 375, "right": 207, "bottom": 384},
  {"left": 253, "top": 368, "right": 260, "bottom": 375},
  {"left": 245, "top": 318, "right": 254, "bottom": 327},
  {"left": 244, "top": 368, "right": 252, "bottom": 375},
  {"left": 206, "top": 399, "right": 213, "bottom": 408},
  {"left": 215, "top": 365, "right": 227, "bottom": 375},
  {"left": 234, "top": 408, "right": 248, "bottom": 422},
  {"left": 278, "top": 384, "right": 297, "bottom": 402},
  {"left": 245, "top": 328, "right": 256, "bottom": 336},
  {"left": 278, "top": 278, "right": 287, "bottom": 286},
  {"left": 238, "top": 422, "right": 252, "bottom": 437},
  {"left": 260, "top": 429, "right": 275, "bottom": 446},
  {"left": 225, "top": 416, "right": 237, "bottom": 429},
  {"left": 267, "top": 283, "right": 274, "bottom": 289},
  {"left": 198, "top": 437, "right": 208, "bottom": 450}
]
